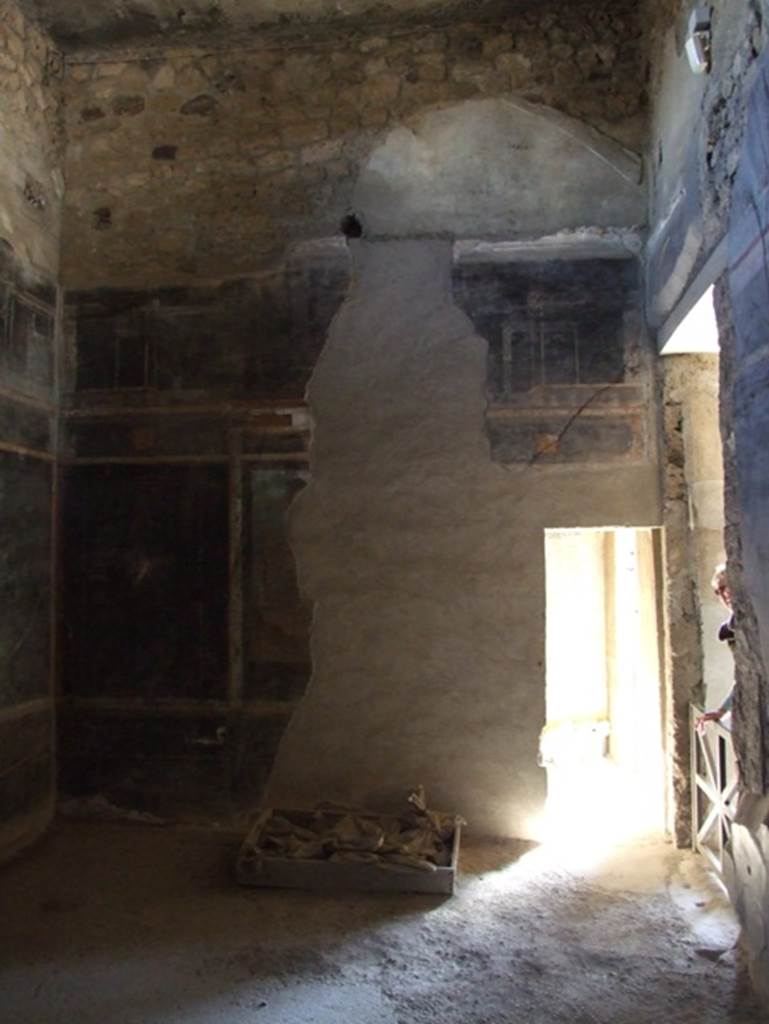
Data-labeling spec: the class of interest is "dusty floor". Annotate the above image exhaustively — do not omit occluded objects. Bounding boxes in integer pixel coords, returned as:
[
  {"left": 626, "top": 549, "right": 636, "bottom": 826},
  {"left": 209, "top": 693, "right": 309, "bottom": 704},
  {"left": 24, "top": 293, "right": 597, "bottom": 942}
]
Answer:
[{"left": 1, "top": 821, "right": 765, "bottom": 1024}]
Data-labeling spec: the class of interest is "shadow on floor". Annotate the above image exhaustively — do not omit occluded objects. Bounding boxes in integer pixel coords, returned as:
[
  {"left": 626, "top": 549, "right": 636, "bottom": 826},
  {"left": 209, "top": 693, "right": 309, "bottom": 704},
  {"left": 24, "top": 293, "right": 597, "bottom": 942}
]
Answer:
[{"left": 1, "top": 821, "right": 765, "bottom": 1024}]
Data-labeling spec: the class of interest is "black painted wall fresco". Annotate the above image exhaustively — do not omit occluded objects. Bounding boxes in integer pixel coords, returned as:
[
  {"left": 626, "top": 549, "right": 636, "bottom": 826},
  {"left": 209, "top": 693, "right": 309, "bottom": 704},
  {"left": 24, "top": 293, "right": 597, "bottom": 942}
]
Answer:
[
  {"left": 0, "top": 241, "right": 56, "bottom": 841},
  {"left": 0, "top": 241, "right": 56, "bottom": 398},
  {"left": 62, "top": 465, "right": 229, "bottom": 701},
  {"left": 56, "top": 256, "right": 328, "bottom": 817},
  {"left": 243, "top": 467, "right": 310, "bottom": 705},
  {"left": 60, "top": 464, "right": 230, "bottom": 814},
  {"left": 452, "top": 258, "right": 647, "bottom": 465},
  {"left": 0, "top": 455, "right": 52, "bottom": 708},
  {"left": 56, "top": 251, "right": 649, "bottom": 822},
  {"left": 59, "top": 464, "right": 307, "bottom": 818},
  {"left": 66, "top": 258, "right": 350, "bottom": 401}
]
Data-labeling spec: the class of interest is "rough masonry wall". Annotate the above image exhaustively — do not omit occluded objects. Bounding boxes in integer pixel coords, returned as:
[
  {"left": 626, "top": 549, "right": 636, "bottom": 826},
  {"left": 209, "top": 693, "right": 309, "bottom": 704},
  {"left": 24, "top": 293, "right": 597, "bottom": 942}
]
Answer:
[
  {"left": 645, "top": 0, "right": 769, "bottom": 1000},
  {"left": 60, "top": 2, "right": 645, "bottom": 287},
  {"left": 0, "top": 1, "right": 62, "bottom": 862},
  {"left": 645, "top": 0, "right": 766, "bottom": 801},
  {"left": 645, "top": 0, "right": 764, "bottom": 326},
  {"left": 660, "top": 354, "right": 726, "bottom": 844}
]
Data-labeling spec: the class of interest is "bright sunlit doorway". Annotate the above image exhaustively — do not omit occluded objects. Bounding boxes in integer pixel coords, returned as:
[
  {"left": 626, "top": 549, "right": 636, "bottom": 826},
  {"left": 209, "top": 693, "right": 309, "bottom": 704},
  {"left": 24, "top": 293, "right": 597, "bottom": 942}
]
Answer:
[{"left": 542, "top": 527, "right": 666, "bottom": 845}]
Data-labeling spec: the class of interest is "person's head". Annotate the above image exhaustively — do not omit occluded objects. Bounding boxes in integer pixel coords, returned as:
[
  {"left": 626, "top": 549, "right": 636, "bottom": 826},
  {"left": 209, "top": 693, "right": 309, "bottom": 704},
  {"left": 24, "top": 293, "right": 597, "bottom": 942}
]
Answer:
[{"left": 711, "top": 563, "right": 732, "bottom": 609}]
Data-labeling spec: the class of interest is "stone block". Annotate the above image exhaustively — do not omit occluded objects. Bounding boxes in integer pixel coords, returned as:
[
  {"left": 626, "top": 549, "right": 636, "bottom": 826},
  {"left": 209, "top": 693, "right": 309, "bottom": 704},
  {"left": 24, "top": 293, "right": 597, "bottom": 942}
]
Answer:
[
  {"left": 256, "top": 150, "right": 295, "bottom": 174},
  {"left": 112, "top": 94, "right": 146, "bottom": 117},
  {"left": 301, "top": 138, "right": 344, "bottom": 165},
  {"left": 415, "top": 53, "right": 447, "bottom": 82},
  {"left": 359, "top": 75, "right": 400, "bottom": 107},
  {"left": 180, "top": 94, "right": 219, "bottom": 117},
  {"left": 281, "top": 121, "right": 329, "bottom": 147}
]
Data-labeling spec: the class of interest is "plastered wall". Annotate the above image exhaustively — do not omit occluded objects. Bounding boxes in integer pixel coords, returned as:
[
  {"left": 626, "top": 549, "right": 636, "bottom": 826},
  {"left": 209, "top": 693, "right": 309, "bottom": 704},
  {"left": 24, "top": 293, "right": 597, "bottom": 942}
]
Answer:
[{"left": 265, "top": 238, "right": 660, "bottom": 837}]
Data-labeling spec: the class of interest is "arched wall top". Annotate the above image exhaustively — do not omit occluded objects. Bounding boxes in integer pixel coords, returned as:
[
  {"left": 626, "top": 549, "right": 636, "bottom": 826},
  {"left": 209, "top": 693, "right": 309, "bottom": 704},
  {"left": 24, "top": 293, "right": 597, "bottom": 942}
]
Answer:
[{"left": 353, "top": 97, "right": 646, "bottom": 239}]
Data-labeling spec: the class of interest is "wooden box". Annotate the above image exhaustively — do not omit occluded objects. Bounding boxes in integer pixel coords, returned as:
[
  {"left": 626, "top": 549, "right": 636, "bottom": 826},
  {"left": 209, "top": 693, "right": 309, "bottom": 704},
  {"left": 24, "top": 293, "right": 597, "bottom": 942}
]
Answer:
[{"left": 236, "top": 808, "right": 461, "bottom": 895}]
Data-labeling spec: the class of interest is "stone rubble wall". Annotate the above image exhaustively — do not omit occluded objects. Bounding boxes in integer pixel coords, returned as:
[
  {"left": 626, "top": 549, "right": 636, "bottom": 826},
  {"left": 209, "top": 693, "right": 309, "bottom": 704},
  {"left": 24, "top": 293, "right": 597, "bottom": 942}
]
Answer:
[
  {"left": 0, "top": 0, "right": 62, "bottom": 864},
  {"left": 646, "top": 0, "right": 769, "bottom": 1003},
  {"left": 0, "top": 0, "right": 64, "bottom": 275},
  {"left": 60, "top": 1, "right": 646, "bottom": 287},
  {"left": 645, "top": 0, "right": 765, "bottom": 326}
]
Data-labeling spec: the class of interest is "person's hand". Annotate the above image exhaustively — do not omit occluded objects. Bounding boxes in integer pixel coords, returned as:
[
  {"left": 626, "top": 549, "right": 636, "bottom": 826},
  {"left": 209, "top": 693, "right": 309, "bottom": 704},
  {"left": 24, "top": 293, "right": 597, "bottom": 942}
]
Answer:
[{"left": 696, "top": 710, "right": 723, "bottom": 733}]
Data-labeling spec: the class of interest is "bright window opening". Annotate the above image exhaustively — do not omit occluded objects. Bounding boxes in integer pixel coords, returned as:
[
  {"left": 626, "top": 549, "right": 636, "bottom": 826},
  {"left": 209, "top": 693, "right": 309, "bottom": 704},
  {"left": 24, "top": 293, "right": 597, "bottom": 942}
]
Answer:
[
  {"left": 541, "top": 527, "right": 666, "bottom": 846},
  {"left": 661, "top": 285, "right": 719, "bottom": 354}
]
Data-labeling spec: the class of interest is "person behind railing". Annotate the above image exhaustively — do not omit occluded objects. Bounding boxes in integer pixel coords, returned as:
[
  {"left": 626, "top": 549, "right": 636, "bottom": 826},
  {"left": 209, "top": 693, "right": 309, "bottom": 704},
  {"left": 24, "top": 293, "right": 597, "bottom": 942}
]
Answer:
[{"left": 696, "top": 563, "right": 735, "bottom": 732}]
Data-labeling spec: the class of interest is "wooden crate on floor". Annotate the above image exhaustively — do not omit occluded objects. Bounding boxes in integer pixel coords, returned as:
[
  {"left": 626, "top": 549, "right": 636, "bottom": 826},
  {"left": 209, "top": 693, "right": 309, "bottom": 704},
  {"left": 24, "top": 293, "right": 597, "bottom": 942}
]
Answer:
[{"left": 236, "top": 808, "right": 461, "bottom": 895}]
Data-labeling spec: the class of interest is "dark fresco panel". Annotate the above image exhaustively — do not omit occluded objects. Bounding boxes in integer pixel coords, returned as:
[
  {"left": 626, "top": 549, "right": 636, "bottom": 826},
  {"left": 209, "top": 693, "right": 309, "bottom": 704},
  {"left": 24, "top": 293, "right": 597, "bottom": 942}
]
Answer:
[
  {"left": 0, "top": 255, "right": 56, "bottom": 395},
  {"left": 453, "top": 258, "right": 635, "bottom": 398},
  {"left": 0, "top": 711, "right": 51, "bottom": 821},
  {"left": 487, "top": 414, "right": 641, "bottom": 464},
  {"left": 68, "top": 258, "right": 350, "bottom": 400},
  {"left": 0, "top": 455, "right": 52, "bottom": 708},
  {"left": 0, "top": 751, "right": 51, "bottom": 821},
  {"left": 242, "top": 467, "right": 311, "bottom": 704},
  {"left": 0, "top": 395, "right": 52, "bottom": 452},
  {"left": 61, "top": 464, "right": 229, "bottom": 701},
  {"left": 66, "top": 416, "right": 228, "bottom": 458},
  {"left": 58, "top": 706, "right": 292, "bottom": 817}
]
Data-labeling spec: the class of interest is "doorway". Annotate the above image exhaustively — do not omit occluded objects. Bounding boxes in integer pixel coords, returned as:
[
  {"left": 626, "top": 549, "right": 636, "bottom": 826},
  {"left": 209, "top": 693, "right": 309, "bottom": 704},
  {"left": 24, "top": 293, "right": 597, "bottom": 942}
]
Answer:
[{"left": 542, "top": 527, "right": 666, "bottom": 841}]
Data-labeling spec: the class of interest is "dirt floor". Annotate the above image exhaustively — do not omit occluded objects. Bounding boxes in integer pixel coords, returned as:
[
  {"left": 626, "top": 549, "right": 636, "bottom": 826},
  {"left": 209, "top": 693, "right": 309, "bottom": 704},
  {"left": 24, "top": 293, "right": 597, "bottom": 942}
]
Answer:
[{"left": 1, "top": 821, "right": 765, "bottom": 1024}]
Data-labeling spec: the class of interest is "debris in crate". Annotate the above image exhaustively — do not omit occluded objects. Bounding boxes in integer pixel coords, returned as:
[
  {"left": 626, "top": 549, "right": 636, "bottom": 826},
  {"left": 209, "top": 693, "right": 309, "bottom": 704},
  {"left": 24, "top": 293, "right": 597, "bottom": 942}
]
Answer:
[{"left": 239, "top": 787, "right": 464, "bottom": 879}]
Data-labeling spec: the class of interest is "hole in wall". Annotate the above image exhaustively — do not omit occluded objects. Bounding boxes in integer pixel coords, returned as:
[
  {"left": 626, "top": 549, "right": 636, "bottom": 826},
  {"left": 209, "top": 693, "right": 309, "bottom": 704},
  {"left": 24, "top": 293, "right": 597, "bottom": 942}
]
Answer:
[
  {"left": 92, "top": 207, "right": 112, "bottom": 230},
  {"left": 23, "top": 177, "right": 46, "bottom": 210},
  {"left": 340, "top": 213, "right": 363, "bottom": 239}
]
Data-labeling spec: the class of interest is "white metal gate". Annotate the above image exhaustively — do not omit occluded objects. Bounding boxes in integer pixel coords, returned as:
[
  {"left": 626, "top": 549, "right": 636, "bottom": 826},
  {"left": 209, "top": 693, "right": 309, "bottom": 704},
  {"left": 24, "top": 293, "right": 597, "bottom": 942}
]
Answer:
[{"left": 691, "top": 705, "right": 738, "bottom": 874}]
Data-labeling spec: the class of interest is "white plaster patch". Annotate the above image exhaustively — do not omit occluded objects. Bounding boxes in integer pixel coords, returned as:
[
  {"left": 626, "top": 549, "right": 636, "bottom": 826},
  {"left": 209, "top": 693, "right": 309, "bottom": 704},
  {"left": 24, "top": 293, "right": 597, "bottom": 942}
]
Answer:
[
  {"left": 354, "top": 98, "right": 645, "bottom": 238},
  {"left": 265, "top": 239, "right": 660, "bottom": 837}
]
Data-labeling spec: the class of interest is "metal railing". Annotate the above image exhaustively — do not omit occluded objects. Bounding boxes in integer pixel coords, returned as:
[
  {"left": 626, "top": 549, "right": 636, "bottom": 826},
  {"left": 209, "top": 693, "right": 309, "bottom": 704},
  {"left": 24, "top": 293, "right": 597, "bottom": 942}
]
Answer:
[{"left": 690, "top": 704, "right": 738, "bottom": 875}]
